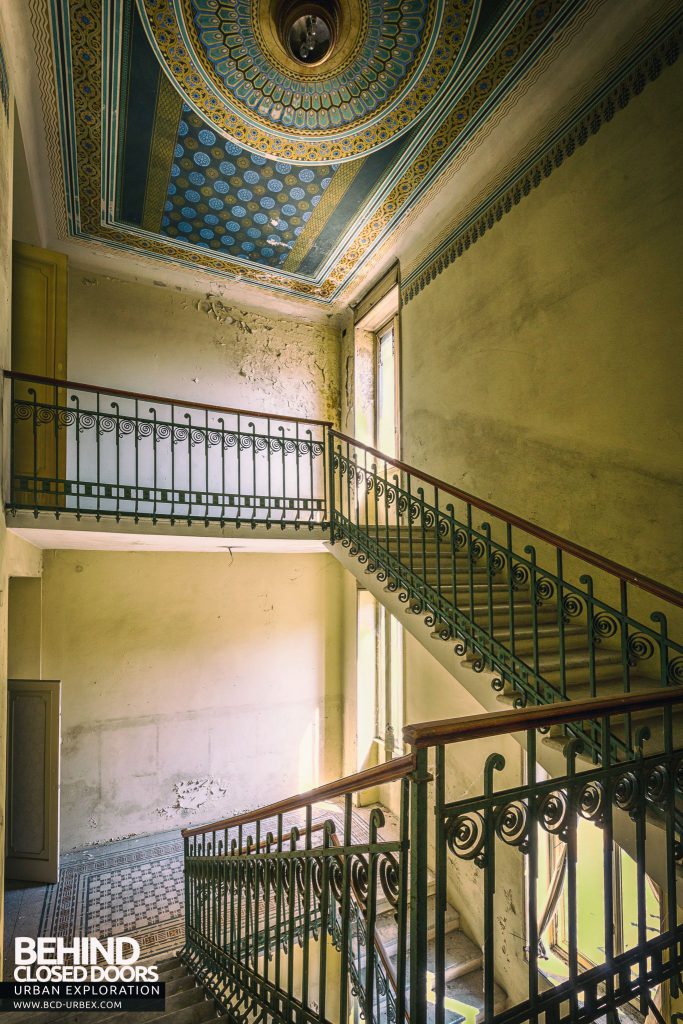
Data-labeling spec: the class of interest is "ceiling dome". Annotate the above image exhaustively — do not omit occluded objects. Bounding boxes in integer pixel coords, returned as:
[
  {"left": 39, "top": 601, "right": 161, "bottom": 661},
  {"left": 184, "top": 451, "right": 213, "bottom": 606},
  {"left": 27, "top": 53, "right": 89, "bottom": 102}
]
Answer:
[{"left": 137, "top": 0, "right": 478, "bottom": 163}]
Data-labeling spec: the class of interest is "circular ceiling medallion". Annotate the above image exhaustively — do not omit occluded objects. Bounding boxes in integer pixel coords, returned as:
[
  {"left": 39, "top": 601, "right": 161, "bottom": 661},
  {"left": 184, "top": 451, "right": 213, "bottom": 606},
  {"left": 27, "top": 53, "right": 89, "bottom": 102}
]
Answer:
[{"left": 137, "top": 0, "right": 479, "bottom": 164}]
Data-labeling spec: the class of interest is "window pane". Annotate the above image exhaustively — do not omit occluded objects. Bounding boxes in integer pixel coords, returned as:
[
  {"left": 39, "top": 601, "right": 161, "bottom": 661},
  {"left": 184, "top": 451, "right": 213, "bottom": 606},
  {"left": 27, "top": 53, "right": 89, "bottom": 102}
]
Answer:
[{"left": 377, "top": 325, "right": 396, "bottom": 456}]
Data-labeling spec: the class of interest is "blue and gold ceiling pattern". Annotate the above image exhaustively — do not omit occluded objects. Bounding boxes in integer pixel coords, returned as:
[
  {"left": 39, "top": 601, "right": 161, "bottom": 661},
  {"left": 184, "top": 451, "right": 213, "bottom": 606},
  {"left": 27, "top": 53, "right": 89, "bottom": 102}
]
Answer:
[{"left": 50, "top": 0, "right": 590, "bottom": 303}]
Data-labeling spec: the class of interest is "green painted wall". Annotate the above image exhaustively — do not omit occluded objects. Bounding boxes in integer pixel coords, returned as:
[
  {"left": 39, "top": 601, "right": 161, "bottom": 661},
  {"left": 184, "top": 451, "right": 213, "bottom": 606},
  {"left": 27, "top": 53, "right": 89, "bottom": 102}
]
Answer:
[{"left": 400, "top": 57, "right": 683, "bottom": 592}]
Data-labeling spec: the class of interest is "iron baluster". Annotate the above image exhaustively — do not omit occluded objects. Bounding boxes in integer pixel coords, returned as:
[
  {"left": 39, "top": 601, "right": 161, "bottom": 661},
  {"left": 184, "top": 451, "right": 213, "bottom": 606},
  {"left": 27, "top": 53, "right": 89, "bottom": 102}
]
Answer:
[
  {"left": 302, "top": 805, "right": 312, "bottom": 1017},
  {"left": 556, "top": 549, "right": 567, "bottom": 699},
  {"left": 170, "top": 402, "right": 176, "bottom": 524},
  {"left": 566, "top": 737, "right": 580, "bottom": 1018},
  {"left": 483, "top": 752, "right": 504, "bottom": 1024},
  {"left": 113, "top": 400, "right": 121, "bottom": 521},
  {"left": 204, "top": 408, "right": 209, "bottom": 525},
  {"left": 466, "top": 504, "right": 475, "bottom": 628},
  {"left": 280, "top": 424, "right": 287, "bottom": 526},
  {"left": 434, "top": 744, "right": 446, "bottom": 1024},
  {"left": 526, "top": 728, "right": 539, "bottom": 1020},
  {"left": 73, "top": 394, "right": 81, "bottom": 518},
  {"left": 483, "top": 521, "right": 494, "bottom": 658},
  {"left": 601, "top": 714, "right": 616, "bottom": 1010},
  {"left": 583, "top": 573, "right": 598, "bottom": 701},
  {"left": 306, "top": 428, "right": 314, "bottom": 527},
  {"left": 338, "top": 794, "right": 352, "bottom": 1024},
  {"left": 395, "top": 777, "right": 410, "bottom": 1024},
  {"left": 31, "top": 387, "right": 38, "bottom": 513},
  {"left": 507, "top": 524, "right": 517, "bottom": 664},
  {"left": 394, "top": 473, "right": 402, "bottom": 578},
  {"left": 418, "top": 486, "right": 427, "bottom": 600},
  {"left": 185, "top": 411, "right": 193, "bottom": 526},
  {"left": 151, "top": 407, "right": 158, "bottom": 523},
  {"left": 383, "top": 457, "right": 390, "bottom": 569},
  {"left": 287, "top": 827, "right": 298, "bottom": 1007},
  {"left": 364, "top": 808, "right": 381, "bottom": 1022},
  {"left": 53, "top": 380, "right": 59, "bottom": 510},
  {"left": 346, "top": 439, "right": 351, "bottom": 537},
  {"left": 317, "top": 821, "right": 332, "bottom": 1021},
  {"left": 526, "top": 545, "right": 540, "bottom": 698},
  {"left": 447, "top": 503, "right": 457, "bottom": 642},
  {"left": 410, "top": 747, "right": 429, "bottom": 1024},
  {"left": 249, "top": 420, "right": 256, "bottom": 525},
  {"left": 274, "top": 814, "right": 283, "bottom": 994},
  {"left": 134, "top": 398, "right": 139, "bottom": 521},
  {"left": 407, "top": 471, "right": 414, "bottom": 583},
  {"left": 327, "top": 432, "right": 335, "bottom": 543}
]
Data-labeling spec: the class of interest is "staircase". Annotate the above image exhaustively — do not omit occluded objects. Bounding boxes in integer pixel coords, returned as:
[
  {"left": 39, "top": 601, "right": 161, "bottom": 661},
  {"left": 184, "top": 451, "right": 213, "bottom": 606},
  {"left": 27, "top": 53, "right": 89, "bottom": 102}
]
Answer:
[
  {"left": 5, "top": 374, "right": 683, "bottom": 1024},
  {"left": 327, "top": 433, "right": 683, "bottom": 773},
  {"left": 371, "top": 866, "right": 507, "bottom": 1023}
]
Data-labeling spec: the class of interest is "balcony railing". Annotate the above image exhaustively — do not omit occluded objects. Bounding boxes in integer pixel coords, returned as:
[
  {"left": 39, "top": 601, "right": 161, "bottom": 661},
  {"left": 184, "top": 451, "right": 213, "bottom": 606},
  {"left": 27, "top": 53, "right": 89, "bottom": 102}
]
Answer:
[{"left": 5, "top": 371, "right": 329, "bottom": 529}]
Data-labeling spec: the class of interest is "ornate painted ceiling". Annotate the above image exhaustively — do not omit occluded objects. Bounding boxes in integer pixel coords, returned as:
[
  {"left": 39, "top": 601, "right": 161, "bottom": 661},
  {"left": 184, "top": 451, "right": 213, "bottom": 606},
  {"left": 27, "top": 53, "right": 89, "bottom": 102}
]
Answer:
[{"left": 46, "top": 0, "right": 590, "bottom": 303}]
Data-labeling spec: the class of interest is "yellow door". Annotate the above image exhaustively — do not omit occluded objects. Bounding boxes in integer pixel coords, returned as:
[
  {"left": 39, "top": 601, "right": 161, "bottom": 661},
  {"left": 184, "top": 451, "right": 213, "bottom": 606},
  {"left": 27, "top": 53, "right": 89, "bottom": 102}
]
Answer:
[{"left": 11, "top": 242, "right": 68, "bottom": 509}]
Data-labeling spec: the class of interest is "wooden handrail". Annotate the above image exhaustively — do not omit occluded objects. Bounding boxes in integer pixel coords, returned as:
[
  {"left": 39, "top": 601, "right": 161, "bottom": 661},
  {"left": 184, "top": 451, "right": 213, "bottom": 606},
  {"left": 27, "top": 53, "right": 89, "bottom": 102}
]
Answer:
[
  {"left": 4, "top": 369, "right": 334, "bottom": 428},
  {"left": 329, "top": 428, "right": 683, "bottom": 608},
  {"left": 181, "top": 753, "right": 416, "bottom": 837},
  {"left": 402, "top": 688, "right": 683, "bottom": 749}
]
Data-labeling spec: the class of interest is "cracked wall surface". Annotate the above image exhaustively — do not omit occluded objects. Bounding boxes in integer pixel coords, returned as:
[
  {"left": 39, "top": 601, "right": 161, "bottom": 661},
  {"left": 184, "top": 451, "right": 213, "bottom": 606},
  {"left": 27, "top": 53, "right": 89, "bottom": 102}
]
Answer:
[
  {"left": 67, "top": 272, "right": 341, "bottom": 424},
  {"left": 40, "top": 550, "right": 345, "bottom": 848}
]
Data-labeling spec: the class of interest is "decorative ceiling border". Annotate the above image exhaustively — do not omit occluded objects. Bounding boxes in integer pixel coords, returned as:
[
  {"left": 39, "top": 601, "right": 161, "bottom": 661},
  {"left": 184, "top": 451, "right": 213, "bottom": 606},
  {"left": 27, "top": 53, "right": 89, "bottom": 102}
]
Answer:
[
  {"left": 400, "top": 10, "right": 683, "bottom": 305},
  {"left": 42, "top": 0, "right": 599, "bottom": 304},
  {"left": 28, "top": 0, "right": 69, "bottom": 237}
]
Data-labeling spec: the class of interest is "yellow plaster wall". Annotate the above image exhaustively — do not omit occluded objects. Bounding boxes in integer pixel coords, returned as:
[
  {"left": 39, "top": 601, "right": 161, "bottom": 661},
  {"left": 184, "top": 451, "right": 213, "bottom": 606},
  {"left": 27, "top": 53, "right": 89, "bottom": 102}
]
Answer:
[
  {"left": 67, "top": 272, "right": 341, "bottom": 424},
  {"left": 400, "top": 57, "right": 683, "bottom": 590},
  {"left": 40, "top": 550, "right": 345, "bottom": 849}
]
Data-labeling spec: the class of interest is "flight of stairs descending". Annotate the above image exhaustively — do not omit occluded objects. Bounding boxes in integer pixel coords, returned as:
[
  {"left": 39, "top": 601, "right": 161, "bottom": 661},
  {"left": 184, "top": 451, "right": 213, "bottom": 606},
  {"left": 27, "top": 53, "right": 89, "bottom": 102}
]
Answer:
[
  {"left": 350, "top": 803, "right": 507, "bottom": 1024},
  {"left": 373, "top": 876, "right": 506, "bottom": 1024},
  {"left": 3, "top": 957, "right": 216, "bottom": 1024}
]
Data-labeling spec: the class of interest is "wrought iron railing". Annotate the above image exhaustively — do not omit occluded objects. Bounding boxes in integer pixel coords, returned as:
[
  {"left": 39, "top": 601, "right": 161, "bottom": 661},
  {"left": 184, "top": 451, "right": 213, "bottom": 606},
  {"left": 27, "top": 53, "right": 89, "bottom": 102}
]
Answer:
[
  {"left": 181, "top": 757, "right": 413, "bottom": 1024},
  {"left": 404, "top": 689, "right": 683, "bottom": 1024},
  {"left": 328, "top": 430, "right": 683, "bottom": 761},
  {"left": 5, "top": 371, "right": 329, "bottom": 528},
  {"left": 182, "top": 691, "right": 683, "bottom": 1024}
]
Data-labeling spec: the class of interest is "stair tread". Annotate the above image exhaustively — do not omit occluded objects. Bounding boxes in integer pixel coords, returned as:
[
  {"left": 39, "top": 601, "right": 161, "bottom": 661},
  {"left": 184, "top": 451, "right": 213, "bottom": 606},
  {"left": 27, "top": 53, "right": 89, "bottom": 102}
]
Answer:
[
  {"left": 426, "top": 928, "right": 483, "bottom": 978},
  {"left": 375, "top": 893, "right": 460, "bottom": 949}
]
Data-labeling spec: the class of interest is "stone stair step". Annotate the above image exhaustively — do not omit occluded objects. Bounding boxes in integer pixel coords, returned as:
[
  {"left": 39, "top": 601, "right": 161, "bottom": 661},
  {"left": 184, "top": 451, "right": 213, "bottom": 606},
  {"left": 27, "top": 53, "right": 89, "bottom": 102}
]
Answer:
[{"left": 374, "top": 893, "right": 460, "bottom": 954}]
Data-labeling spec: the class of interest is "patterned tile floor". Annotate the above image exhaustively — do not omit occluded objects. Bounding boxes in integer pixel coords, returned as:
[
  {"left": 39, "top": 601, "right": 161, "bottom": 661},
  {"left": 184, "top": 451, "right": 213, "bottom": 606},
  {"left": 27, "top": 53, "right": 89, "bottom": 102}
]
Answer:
[
  {"left": 4, "top": 829, "right": 185, "bottom": 977},
  {"left": 3, "top": 804, "right": 390, "bottom": 980}
]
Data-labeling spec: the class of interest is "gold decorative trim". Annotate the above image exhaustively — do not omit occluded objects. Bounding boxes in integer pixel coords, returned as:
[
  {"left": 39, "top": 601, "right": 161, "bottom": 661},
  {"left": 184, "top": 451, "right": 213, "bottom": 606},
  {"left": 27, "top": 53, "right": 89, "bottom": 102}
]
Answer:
[
  {"left": 284, "top": 157, "right": 365, "bottom": 273},
  {"left": 29, "top": 0, "right": 69, "bottom": 238},
  {"left": 141, "top": 73, "right": 183, "bottom": 232},
  {"left": 137, "top": 0, "right": 473, "bottom": 163}
]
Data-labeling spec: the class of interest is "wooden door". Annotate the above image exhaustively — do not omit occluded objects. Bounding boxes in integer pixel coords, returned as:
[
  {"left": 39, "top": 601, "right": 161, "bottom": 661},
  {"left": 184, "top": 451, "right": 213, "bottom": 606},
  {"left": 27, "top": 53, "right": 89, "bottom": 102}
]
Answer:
[
  {"left": 5, "top": 679, "right": 61, "bottom": 883},
  {"left": 11, "top": 242, "right": 68, "bottom": 509}
]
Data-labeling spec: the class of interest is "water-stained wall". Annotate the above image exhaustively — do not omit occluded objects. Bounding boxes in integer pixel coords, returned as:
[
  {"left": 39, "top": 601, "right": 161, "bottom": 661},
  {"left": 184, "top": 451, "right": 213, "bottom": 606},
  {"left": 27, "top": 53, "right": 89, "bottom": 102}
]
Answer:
[
  {"left": 67, "top": 273, "right": 341, "bottom": 424},
  {"left": 399, "top": 58, "right": 683, "bottom": 590},
  {"left": 40, "top": 550, "right": 345, "bottom": 849}
]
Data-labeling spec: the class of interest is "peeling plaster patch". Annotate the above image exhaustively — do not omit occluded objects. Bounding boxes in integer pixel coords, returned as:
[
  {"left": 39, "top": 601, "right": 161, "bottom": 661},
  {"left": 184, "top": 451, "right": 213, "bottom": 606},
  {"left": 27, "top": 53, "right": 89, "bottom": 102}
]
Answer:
[
  {"left": 156, "top": 777, "right": 228, "bottom": 818},
  {"left": 82, "top": 277, "right": 97, "bottom": 286}
]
